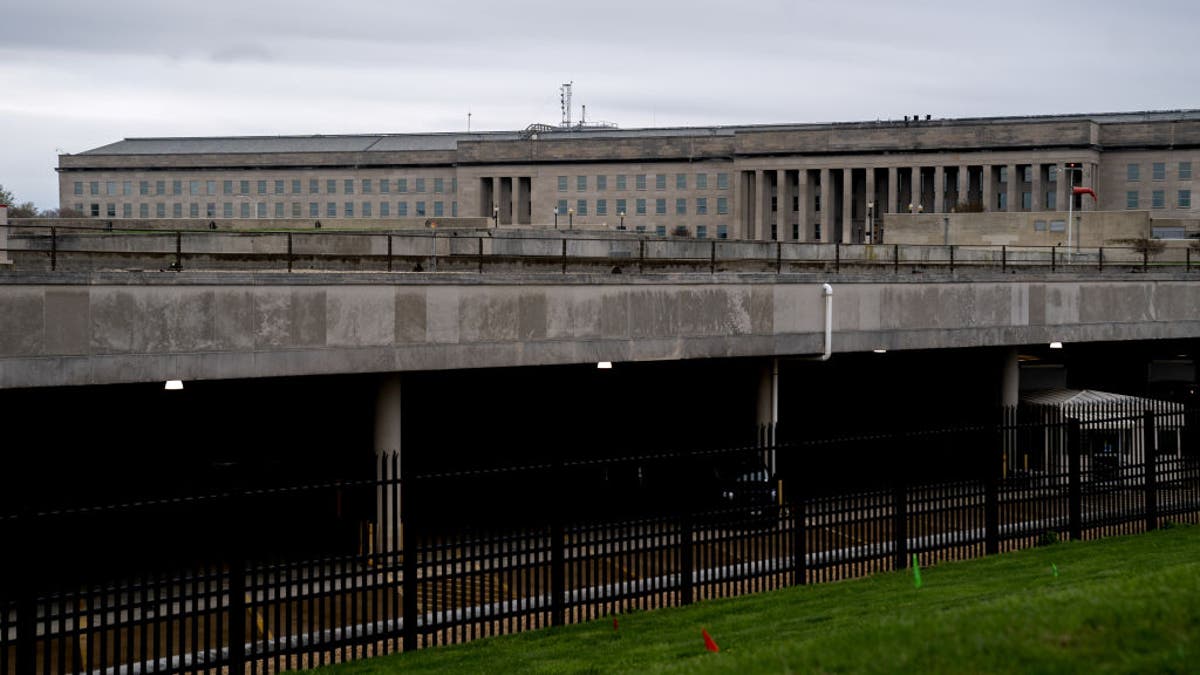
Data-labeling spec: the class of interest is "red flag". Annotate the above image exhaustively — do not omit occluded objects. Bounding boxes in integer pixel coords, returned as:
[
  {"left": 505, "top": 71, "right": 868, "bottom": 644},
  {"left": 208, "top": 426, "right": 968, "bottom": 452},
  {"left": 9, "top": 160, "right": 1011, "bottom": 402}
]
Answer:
[
  {"left": 1072, "top": 187, "right": 1098, "bottom": 201},
  {"left": 702, "top": 628, "right": 720, "bottom": 652}
]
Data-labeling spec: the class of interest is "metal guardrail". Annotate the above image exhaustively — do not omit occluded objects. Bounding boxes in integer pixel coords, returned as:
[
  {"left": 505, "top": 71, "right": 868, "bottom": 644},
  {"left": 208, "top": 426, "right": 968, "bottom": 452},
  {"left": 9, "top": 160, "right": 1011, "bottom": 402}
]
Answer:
[{"left": 2, "top": 222, "right": 1197, "bottom": 275}]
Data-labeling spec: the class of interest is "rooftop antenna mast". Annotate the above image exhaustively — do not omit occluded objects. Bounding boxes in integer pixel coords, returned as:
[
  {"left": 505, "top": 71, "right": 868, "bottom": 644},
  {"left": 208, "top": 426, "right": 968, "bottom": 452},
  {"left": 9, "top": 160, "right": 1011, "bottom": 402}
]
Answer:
[{"left": 560, "top": 82, "right": 573, "bottom": 127}]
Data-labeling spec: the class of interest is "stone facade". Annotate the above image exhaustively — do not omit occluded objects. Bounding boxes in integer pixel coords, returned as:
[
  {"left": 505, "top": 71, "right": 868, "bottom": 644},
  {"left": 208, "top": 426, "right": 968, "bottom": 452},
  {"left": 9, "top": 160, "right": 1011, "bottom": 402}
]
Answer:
[{"left": 58, "top": 111, "right": 1200, "bottom": 241}]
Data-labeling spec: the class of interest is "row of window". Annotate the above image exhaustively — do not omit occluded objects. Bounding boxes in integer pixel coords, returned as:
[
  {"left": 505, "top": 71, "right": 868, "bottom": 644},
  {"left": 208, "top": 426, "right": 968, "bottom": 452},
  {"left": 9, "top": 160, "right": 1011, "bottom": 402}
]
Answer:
[
  {"left": 1127, "top": 162, "right": 1192, "bottom": 182},
  {"left": 73, "top": 178, "right": 456, "bottom": 197},
  {"left": 626, "top": 224, "right": 731, "bottom": 239},
  {"left": 558, "top": 173, "right": 731, "bottom": 192},
  {"left": 75, "top": 201, "right": 458, "bottom": 219},
  {"left": 554, "top": 197, "right": 729, "bottom": 217},
  {"left": 1126, "top": 190, "right": 1192, "bottom": 209}
]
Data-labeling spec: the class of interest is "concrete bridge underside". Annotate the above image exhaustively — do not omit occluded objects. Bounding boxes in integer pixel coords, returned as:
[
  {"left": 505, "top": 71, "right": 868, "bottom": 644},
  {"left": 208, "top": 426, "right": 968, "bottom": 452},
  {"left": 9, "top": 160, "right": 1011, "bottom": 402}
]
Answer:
[{"left": 2, "top": 271, "right": 1199, "bottom": 390}]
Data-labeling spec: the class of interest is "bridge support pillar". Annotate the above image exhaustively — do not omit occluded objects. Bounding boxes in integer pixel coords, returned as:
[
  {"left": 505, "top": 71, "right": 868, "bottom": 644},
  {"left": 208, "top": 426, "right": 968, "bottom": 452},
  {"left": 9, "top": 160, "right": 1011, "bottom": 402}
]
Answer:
[
  {"left": 375, "top": 374, "right": 402, "bottom": 552},
  {"left": 757, "top": 358, "right": 779, "bottom": 475}
]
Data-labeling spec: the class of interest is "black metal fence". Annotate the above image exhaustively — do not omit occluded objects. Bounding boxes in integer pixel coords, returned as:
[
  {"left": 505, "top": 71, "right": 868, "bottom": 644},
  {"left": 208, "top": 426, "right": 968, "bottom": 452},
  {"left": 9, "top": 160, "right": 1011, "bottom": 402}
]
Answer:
[
  {"left": 4, "top": 222, "right": 1199, "bottom": 276},
  {"left": 3, "top": 403, "right": 1199, "bottom": 675}
]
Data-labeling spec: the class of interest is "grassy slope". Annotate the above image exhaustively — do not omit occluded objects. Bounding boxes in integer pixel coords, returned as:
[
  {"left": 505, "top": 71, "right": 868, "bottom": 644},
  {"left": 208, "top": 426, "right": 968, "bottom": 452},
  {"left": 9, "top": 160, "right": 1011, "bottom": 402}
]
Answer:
[{"left": 315, "top": 525, "right": 1200, "bottom": 674}]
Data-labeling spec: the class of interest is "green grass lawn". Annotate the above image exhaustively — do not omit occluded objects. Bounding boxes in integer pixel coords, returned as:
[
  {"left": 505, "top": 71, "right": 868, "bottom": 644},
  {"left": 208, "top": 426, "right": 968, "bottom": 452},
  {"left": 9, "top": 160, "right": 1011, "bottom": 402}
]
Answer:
[{"left": 312, "top": 525, "right": 1200, "bottom": 674}]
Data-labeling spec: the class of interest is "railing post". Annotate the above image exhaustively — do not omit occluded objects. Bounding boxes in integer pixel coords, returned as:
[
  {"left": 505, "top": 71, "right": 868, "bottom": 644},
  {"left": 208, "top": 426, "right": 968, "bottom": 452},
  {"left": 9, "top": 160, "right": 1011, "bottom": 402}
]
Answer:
[
  {"left": 228, "top": 556, "right": 247, "bottom": 674},
  {"left": 1099, "top": 246, "right": 1104, "bottom": 272},
  {"left": 893, "top": 244, "right": 899, "bottom": 274},
  {"left": 175, "top": 230, "right": 182, "bottom": 271},
  {"left": 50, "top": 226, "right": 57, "bottom": 271},
  {"left": 679, "top": 512, "right": 694, "bottom": 605},
  {"left": 1001, "top": 245, "right": 1007, "bottom": 273},
  {"left": 1068, "top": 418, "right": 1082, "bottom": 541},
  {"left": 286, "top": 233, "right": 293, "bottom": 273},
  {"left": 561, "top": 238, "right": 567, "bottom": 274},
  {"left": 793, "top": 489, "right": 807, "bottom": 586},
  {"left": 892, "top": 482, "right": 907, "bottom": 570},
  {"left": 710, "top": 239, "right": 716, "bottom": 274},
  {"left": 834, "top": 243, "right": 840, "bottom": 274},
  {"left": 387, "top": 234, "right": 393, "bottom": 272},
  {"left": 1144, "top": 410, "right": 1158, "bottom": 531},
  {"left": 401, "top": 473, "right": 418, "bottom": 651}
]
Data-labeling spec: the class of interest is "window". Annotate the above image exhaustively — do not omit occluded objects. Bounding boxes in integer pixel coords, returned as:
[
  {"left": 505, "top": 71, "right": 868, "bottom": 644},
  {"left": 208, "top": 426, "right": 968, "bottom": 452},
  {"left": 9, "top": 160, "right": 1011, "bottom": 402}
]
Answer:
[
  {"left": 256, "top": 202, "right": 266, "bottom": 218},
  {"left": 398, "top": 178, "right": 408, "bottom": 193},
  {"left": 676, "top": 174, "right": 687, "bottom": 190},
  {"left": 292, "top": 179, "right": 301, "bottom": 194},
  {"left": 452, "top": 178, "right": 457, "bottom": 193},
  {"left": 239, "top": 180, "right": 249, "bottom": 195},
  {"left": 635, "top": 225, "right": 646, "bottom": 233},
  {"left": 596, "top": 199, "right": 607, "bottom": 216},
  {"left": 189, "top": 203, "right": 199, "bottom": 217},
  {"left": 344, "top": 201, "right": 354, "bottom": 217},
  {"left": 655, "top": 174, "right": 666, "bottom": 190},
  {"left": 434, "top": 178, "right": 444, "bottom": 193},
  {"left": 636, "top": 198, "right": 647, "bottom": 215},
  {"left": 398, "top": 201, "right": 408, "bottom": 216},
  {"left": 73, "top": 182, "right": 83, "bottom": 195},
  {"left": 106, "top": 203, "right": 116, "bottom": 217},
  {"left": 415, "top": 178, "right": 426, "bottom": 193},
  {"left": 172, "top": 203, "right": 182, "bottom": 218},
  {"left": 88, "top": 181, "right": 99, "bottom": 195},
  {"left": 123, "top": 203, "right": 132, "bottom": 217},
  {"left": 616, "top": 198, "right": 627, "bottom": 215},
  {"left": 189, "top": 180, "right": 201, "bottom": 195},
  {"left": 239, "top": 203, "right": 249, "bottom": 218},
  {"left": 1180, "top": 190, "right": 1192, "bottom": 209},
  {"left": 275, "top": 202, "right": 284, "bottom": 217},
  {"left": 144, "top": 181, "right": 154, "bottom": 196},
  {"left": 363, "top": 202, "right": 372, "bottom": 217},
  {"left": 309, "top": 179, "right": 319, "bottom": 194},
  {"left": 1046, "top": 192, "right": 1057, "bottom": 210},
  {"left": 1021, "top": 166, "right": 1032, "bottom": 183},
  {"left": 206, "top": 180, "right": 216, "bottom": 196},
  {"left": 380, "top": 202, "right": 390, "bottom": 217},
  {"left": 1034, "top": 220, "right": 1047, "bottom": 231},
  {"left": 380, "top": 179, "right": 390, "bottom": 194},
  {"left": 616, "top": 175, "right": 627, "bottom": 191},
  {"left": 257, "top": 180, "right": 267, "bottom": 195},
  {"left": 363, "top": 179, "right": 373, "bottom": 194},
  {"left": 792, "top": 223, "right": 800, "bottom": 240},
  {"left": 1050, "top": 220, "right": 1066, "bottom": 232},
  {"left": 1180, "top": 162, "right": 1192, "bottom": 180},
  {"left": 1153, "top": 162, "right": 1166, "bottom": 181},
  {"left": 675, "top": 198, "right": 686, "bottom": 215},
  {"left": 1127, "top": 191, "right": 1139, "bottom": 209},
  {"left": 327, "top": 179, "right": 337, "bottom": 194},
  {"left": 717, "top": 173, "right": 730, "bottom": 190},
  {"left": 998, "top": 192, "right": 1007, "bottom": 210},
  {"left": 1128, "top": 164, "right": 1140, "bottom": 181},
  {"left": 452, "top": 201, "right": 458, "bottom": 216},
  {"left": 636, "top": 174, "right": 647, "bottom": 191},
  {"left": 415, "top": 201, "right": 426, "bottom": 217},
  {"left": 105, "top": 181, "right": 117, "bottom": 196},
  {"left": 1153, "top": 190, "right": 1165, "bottom": 209},
  {"left": 327, "top": 202, "right": 337, "bottom": 217},
  {"left": 576, "top": 199, "right": 587, "bottom": 216},
  {"left": 222, "top": 203, "right": 233, "bottom": 218},
  {"left": 696, "top": 173, "right": 708, "bottom": 189},
  {"left": 577, "top": 176, "right": 587, "bottom": 192},
  {"left": 434, "top": 201, "right": 444, "bottom": 217},
  {"left": 557, "top": 199, "right": 568, "bottom": 214},
  {"left": 696, "top": 225, "right": 707, "bottom": 239},
  {"left": 697, "top": 197, "right": 708, "bottom": 215},
  {"left": 124, "top": 181, "right": 133, "bottom": 196},
  {"left": 156, "top": 203, "right": 166, "bottom": 217},
  {"left": 998, "top": 167, "right": 1008, "bottom": 183},
  {"left": 90, "top": 203, "right": 100, "bottom": 217},
  {"left": 310, "top": 202, "right": 319, "bottom": 217},
  {"left": 292, "top": 203, "right": 302, "bottom": 217},
  {"left": 558, "top": 176, "right": 568, "bottom": 192},
  {"left": 597, "top": 175, "right": 607, "bottom": 191},
  {"left": 717, "top": 196, "right": 728, "bottom": 215},
  {"left": 771, "top": 224, "right": 777, "bottom": 241},
  {"left": 344, "top": 179, "right": 354, "bottom": 195},
  {"left": 152, "top": 180, "right": 164, "bottom": 196},
  {"left": 1022, "top": 192, "right": 1032, "bottom": 210},
  {"left": 655, "top": 225, "right": 666, "bottom": 237},
  {"left": 655, "top": 198, "right": 666, "bottom": 215},
  {"left": 275, "top": 180, "right": 285, "bottom": 194},
  {"left": 1048, "top": 165, "right": 1058, "bottom": 182},
  {"left": 142, "top": 203, "right": 152, "bottom": 218},
  {"left": 206, "top": 203, "right": 215, "bottom": 217}
]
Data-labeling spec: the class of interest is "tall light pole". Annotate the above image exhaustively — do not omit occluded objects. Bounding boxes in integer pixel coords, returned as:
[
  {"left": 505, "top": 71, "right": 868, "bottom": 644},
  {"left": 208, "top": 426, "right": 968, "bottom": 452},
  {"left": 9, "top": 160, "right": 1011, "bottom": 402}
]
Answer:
[
  {"left": 618, "top": 210, "right": 626, "bottom": 230},
  {"left": 866, "top": 201, "right": 875, "bottom": 243},
  {"left": 553, "top": 207, "right": 559, "bottom": 230},
  {"left": 568, "top": 207, "right": 574, "bottom": 230},
  {"left": 1065, "top": 162, "right": 1081, "bottom": 250},
  {"left": 492, "top": 205, "right": 499, "bottom": 229}
]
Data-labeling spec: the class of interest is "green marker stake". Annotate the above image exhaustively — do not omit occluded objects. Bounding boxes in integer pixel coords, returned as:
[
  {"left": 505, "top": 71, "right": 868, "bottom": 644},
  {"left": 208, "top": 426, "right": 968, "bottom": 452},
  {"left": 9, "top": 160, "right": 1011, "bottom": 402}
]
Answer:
[
  {"left": 1051, "top": 563, "right": 1059, "bottom": 578},
  {"left": 912, "top": 554, "right": 922, "bottom": 589}
]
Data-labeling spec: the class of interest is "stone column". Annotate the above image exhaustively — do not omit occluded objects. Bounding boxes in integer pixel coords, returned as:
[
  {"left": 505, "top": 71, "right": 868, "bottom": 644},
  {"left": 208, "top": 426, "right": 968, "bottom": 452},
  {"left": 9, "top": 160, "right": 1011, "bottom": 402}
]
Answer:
[
  {"left": 776, "top": 169, "right": 791, "bottom": 240},
  {"left": 754, "top": 169, "right": 768, "bottom": 240},
  {"left": 958, "top": 165, "right": 970, "bottom": 210},
  {"left": 1056, "top": 163, "right": 1068, "bottom": 211},
  {"left": 1007, "top": 163, "right": 1019, "bottom": 212},
  {"left": 1082, "top": 163, "right": 1095, "bottom": 211},
  {"left": 757, "top": 358, "right": 780, "bottom": 475},
  {"left": 865, "top": 168, "right": 877, "bottom": 217},
  {"left": 491, "top": 176, "right": 501, "bottom": 223},
  {"left": 796, "top": 170, "right": 810, "bottom": 241},
  {"left": 887, "top": 167, "right": 898, "bottom": 214},
  {"left": 1032, "top": 165, "right": 1043, "bottom": 211},
  {"left": 0, "top": 204, "right": 9, "bottom": 264},
  {"left": 982, "top": 166, "right": 994, "bottom": 212},
  {"left": 841, "top": 168, "right": 853, "bottom": 243},
  {"left": 375, "top": 374, "right": 402, "bottom": 552},
  {"left": 512, "top": 176, "right": 525, "bottom": 225},
  {"left": 820, "top": 168, "right": 832, "bottom": 242},
  {"left": 733, "top": 170, "right": 747, "bottom": 238},
  {"left": 934, "top": 166, "right": 945, "bottom": 213}
]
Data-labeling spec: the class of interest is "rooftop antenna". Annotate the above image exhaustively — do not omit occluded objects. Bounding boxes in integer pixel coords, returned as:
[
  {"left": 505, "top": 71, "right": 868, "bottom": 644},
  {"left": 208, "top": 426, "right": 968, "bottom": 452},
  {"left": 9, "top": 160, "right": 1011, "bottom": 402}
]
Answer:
[
  {"left": 467, "top": 110, "right": 472, "bottom": 133},
  {"left": 560, "top": 82, "right": 573, "bottom": 127}
]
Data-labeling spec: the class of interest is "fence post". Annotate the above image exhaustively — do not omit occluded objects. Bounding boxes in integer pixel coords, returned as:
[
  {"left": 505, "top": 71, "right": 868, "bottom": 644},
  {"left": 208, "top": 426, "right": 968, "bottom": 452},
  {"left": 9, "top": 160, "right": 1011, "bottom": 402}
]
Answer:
[
  {"left": 1068, "top": 418, "right": 1083, "bottom": 541},
  {"left": 50, "top": 226, "right": 57, "bottom": 271},
  {"left": 892, "top": 483, "right": 908, "bottom": 570},
  {"left": 793, "top": 490, "right": 807, "bottom": 586},
  {"left": 710, "top": 239, "right": 716, "bottom": 274},
  {"left": 401, "top": 471, "right": 418, "bottom": 651},
  {"left": 680, "top": 512, "right": 694, "bottom": 605},
  {"left": 286, "top": 233, "right": 293, "bottom": 273},
  {"left": 1144, "top": 410, "right": 1158, "bottom": 531},
  {"left": 175, "top": 231, "right": 182, "bottom": 271}
]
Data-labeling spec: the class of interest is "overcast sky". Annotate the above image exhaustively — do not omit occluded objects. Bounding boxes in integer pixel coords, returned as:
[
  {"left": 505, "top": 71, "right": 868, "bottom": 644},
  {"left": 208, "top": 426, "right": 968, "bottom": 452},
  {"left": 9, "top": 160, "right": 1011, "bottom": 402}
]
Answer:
[{"left": 2, "top": 0, "right": 1197, "bottom": 209}]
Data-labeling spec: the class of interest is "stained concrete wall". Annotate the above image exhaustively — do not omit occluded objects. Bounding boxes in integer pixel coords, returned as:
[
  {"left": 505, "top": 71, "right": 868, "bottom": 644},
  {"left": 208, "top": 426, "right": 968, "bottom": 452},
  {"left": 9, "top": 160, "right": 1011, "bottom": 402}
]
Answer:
[
  {"left": 883, "top": 211, "right": 1154, "bottom": 247},
  {"left": 3, "top": 272, "right": 1200, "bottom": 389}
]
